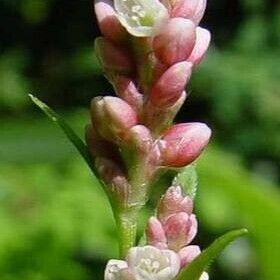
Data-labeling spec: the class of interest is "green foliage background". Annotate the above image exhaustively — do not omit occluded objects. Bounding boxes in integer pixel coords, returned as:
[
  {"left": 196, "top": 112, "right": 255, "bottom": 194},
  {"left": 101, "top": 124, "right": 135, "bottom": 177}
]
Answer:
[{"left": 0, "top": 0, "right": 279, "bottom": 279}]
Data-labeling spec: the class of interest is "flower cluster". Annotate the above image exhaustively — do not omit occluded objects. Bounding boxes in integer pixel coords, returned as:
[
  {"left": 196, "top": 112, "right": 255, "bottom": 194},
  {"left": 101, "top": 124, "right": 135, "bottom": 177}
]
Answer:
[
  {"left": 88, "top": 0, "right": 212, "bottom": 279},
  {"left": 105, "top": 185, "right": 208, "bottom": 280},
  {"left": 146, "top": 185, "right": 208, "bottom": 279},
  {"left": 88, "top": 0, "right": 211, "bottom": 209},
  {"left": 105, "top": 246, "right": 180, "bottom": 280}
]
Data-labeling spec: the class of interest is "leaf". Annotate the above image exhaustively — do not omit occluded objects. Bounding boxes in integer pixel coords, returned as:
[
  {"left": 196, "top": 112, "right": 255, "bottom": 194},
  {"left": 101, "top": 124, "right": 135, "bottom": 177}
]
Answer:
[
  {"left": 29, "top": 94, "right": 98, "bottom": 176},
  {"left": 198, "top": 147, "right": 280, "bottom": 280},
  {"left": 176, "top": 228, "right": 248, "bottom": 280},
  {"left": 173, "top": 164, "right": 198, "bottom": 199}
]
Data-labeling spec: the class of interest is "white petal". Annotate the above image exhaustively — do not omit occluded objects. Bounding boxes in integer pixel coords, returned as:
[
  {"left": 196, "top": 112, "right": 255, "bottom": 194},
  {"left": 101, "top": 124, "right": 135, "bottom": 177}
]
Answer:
[
  {"left": 161, "top": 249, "right": 180, "bottom": 277},
  {"left": 199, "top": 272, "right": 209, "bottom": 280},
  {"left": 126, "top": 246, "right": 180, "bottom": 280},
  {"left": 156, "top": 267, "right": 172, "bottom": 280},
  {"left": 114, "top": 0, "right": 169, "bottom": 37},
  {"left": 105, "top": 259, "right": 129, "bottom": 280}
]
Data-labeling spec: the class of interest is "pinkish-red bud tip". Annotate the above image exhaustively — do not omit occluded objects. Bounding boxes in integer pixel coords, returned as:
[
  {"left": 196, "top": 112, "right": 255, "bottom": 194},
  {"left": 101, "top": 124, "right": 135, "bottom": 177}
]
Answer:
[
  {"left": 146, "top": 217, "right": 167, "bottom": 249},
  {"left": 112, "top": 76, "right": 143, "bottom": 113},
  {"left": 153, "top": 18, "right": 196, "bottom": 66},
  {"left": 94, "top": 0, "right": 127, "bottom": 43},
  {"left": 160, "top": 122, "right": 211, "bottom": 168},
  {"left": 95, "top": 37, "right": 133, "bottom": 75},
  {"left": 171, "top": 0, "right": 207, "bottom": 25},
  {"left": 161, "top": 123, "right": 211, "bottom": 167},
  {"left": 91, "top": 96, "right": 138, "bottom": 141},
  {"left": 187, "top": 27, "right": 211, "bottom": 67},
  {"left": 157, "top": 185, "right": 193, "bottom": 221},
  {"left": 179, "top": 245, "right": 201, "bottom": 268},
  {"left": 150, "top": 61, "right": 192, "bottom": 108},
  {"left": 163, "top": 212, "right": 198, "bottom": 251}
]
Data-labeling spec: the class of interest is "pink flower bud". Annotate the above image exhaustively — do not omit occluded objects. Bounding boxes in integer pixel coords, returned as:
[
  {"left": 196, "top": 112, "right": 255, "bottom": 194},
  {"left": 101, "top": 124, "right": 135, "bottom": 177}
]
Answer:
[
  {"left": 95, "top": 37, "right": 133, "bottom": 75},
  {"left": 91, "top": 96, "right": 138, "bottom": 141},
  {"left": 85, "top": 124, "right": 118, "bottom": 159},
  {"left": 127, "top": 125, "right": 153, "bottom": 154},
  {"left": 153, "top": 18, "right": 196, "bottom": 66},
  {"left": 163, "top": 212, "right": 198, "bottom": 251},
  {"left": 112, "top": 76, "right": 143, "bottom": 113},
  {"left": 160, "top": 123, "right": 211, "bottom": 167},
  {"left": 170, "top": 0, "right": 207, "bottom": 25},
  {"left": 178, "top": 245, "right": 201, "bottom": 268},
  {"left": 95, "top": 157, "right": 130, "bottom": 202},
  {"left": 94, "top": 0, "right": 127, "bottom": 43},
  {"left": 157, "top": 185, "right": 193, "bottom": 221},
  {"left": 150, "top": 62, "right": 192, "bottom": 108},
  {"left": 143, "top": 91, "right": 187, "bottom": 135},
  {"left": 146, "top": 217, "right": 167, "bottom": 249},
  {"left": 187, "top": 27, "right": 211, "bottom": 67}
]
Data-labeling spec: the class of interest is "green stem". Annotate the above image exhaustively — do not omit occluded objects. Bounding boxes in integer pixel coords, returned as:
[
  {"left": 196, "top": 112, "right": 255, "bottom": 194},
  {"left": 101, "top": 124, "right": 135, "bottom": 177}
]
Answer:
[
  {"left": 130, "top": 37, "right": 155, "bottom": 95},
  {"left": 115, "top": 207, "right": 140, "bottom": 258},
  {"left": 115, "top": 147, "right": 150, "bottom": 258}
]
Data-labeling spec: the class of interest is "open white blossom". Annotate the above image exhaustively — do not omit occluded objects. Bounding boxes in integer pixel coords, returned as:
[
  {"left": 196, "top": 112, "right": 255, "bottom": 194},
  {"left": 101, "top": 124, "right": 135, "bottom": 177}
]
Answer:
[
  {"left": 105, "top": 246, "right": 180, "bottom": 280},
  {"left": 114, "top": 0, "right": 169, "bottom": 37},
  {"left": 105, "top": 259, "right": 129, "bottom": 280},
  {"left": 200, "top": 272, "right": 209, "bottom": 280},
  {"left": 127, "top": 245, "right": 180, "bottom": 280}
]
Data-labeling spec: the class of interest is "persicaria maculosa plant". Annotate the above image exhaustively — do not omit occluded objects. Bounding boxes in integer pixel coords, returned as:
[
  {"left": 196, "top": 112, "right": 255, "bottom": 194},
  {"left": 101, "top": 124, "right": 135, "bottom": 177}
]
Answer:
[{"left": 30, "top": 0, "right": 248, "bottom": 279}]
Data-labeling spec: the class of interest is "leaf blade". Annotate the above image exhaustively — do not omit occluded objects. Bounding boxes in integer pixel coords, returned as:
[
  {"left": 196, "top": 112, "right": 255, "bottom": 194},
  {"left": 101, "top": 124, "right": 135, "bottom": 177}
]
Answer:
[{"left": 176, "top": 228, "right": 248, "bottom": 280}]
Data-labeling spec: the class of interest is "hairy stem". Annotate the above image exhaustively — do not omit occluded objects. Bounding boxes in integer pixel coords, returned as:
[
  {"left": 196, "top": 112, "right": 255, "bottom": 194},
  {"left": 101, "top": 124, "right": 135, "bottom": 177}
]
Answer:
[
  {"left": 115, "top": 147, "right": 151, "bottom": 258},
  {"left": 115, "top": 207, "right": 140, "bottom": 258}
]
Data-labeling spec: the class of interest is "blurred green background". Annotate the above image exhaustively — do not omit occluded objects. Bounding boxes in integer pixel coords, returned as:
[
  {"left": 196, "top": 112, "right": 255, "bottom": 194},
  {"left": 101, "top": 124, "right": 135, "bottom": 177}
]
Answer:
[{"left": 0, "top": 0, "right": 280, "bottom": 279}]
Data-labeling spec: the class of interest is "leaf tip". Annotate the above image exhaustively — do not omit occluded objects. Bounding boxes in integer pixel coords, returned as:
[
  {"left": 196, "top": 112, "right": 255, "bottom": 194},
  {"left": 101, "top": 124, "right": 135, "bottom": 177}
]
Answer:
[
  {"left": 238, "top": 228, "right": 249, "bottom": 235},
  {"left": 28, "top": 94, "right": 39, "bottom": 104}
]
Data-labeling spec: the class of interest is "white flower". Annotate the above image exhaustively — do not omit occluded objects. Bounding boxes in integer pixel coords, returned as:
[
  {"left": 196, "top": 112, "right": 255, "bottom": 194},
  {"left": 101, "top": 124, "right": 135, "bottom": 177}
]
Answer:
[
  {"left": 105, "top": 259, "right": 129, "bottom": 280},
  {"left": 127, "top": 245, "right": 180, "bottom": 280},
  {"left": 114, "top": 0, "right": 169, "bottom": 37},
  {"left": 104, "top": 246, "right": 180, "bottom": 280},
  {"left": 200, "top": 272, "right": 209, "bottom": 280}
]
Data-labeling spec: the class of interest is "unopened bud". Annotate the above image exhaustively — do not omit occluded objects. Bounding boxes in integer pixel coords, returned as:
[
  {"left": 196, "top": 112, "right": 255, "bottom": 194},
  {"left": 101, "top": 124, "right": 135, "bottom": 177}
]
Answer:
[
  {"left": 95, "top": 157, "right": 130, "bottom": 203},
  {"left": 146, "top": 217, "right": 167, "bottom": 249},
  {"left": 157, "top": 185, "right": 193, "bottom": 221},
  {"left": 85, "top": 124, "right": 118, "bottom": 159},
  {"left": 95, "top": 37, "right": 133, "bottom": 75},
  {"left": 91, "top": 96, "right": 138, "bottom": 142},
  {"left": 150, "top": 62, "right": 192, "bottom": 108},
  {"left": 95, "top": 157, "right": 123, "bottom": 184},
  {"left": 160, "top": 123, "right": 211, "bottom": 167},
  {"left": 143, "top": 91, "right": 187, "bottom": 135},
  {"left": 94, "top": 0, "right": 127, "bottom": 43},
  {"left": 153, "top": 18, "right": 196, "bottom": 66},
  {"left": 170, "top": 0, "right": 207, "bottom": 25},
  {"left": 187, "top": 27, "right": 211, "bottom": 67},
  {"left": 127, "top": 125, "right": 153, "bottom": 154},
  {"left": 178, "top": 245, "right": 201, "bottom": 268},
  {"left": 163, "top": 212, "right": 198, "bottom": 251},
  {"left": 112, "top": 76, "right": 143, "bottom": 113}
]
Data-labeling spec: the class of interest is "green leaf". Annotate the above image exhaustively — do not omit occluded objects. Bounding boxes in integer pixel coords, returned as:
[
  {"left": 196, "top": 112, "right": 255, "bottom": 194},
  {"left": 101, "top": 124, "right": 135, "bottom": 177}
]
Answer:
[
  {"left": 198, "top": 147, "right": 280, "bottom": 280},
  {"left": 173, "top": 164, "right": 198, "bottom": 199},
  {"left": 29, "top": 94, "right": 98, "bottom": 177},
  {"left": 176, "top": 228, "right": 248, "bottom": 280}
]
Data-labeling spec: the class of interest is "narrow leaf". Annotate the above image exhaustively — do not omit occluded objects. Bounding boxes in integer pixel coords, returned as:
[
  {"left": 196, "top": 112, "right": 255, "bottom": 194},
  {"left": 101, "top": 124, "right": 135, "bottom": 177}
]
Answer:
[
  {"left": 29, "top": 94, "right": 97, "bottom": 176},
  {"left": 173, "top": 164, "right": 198, "bottom": 198},
  {"left": 176, "top": 228, "right": 248, "bottom": 280}
]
